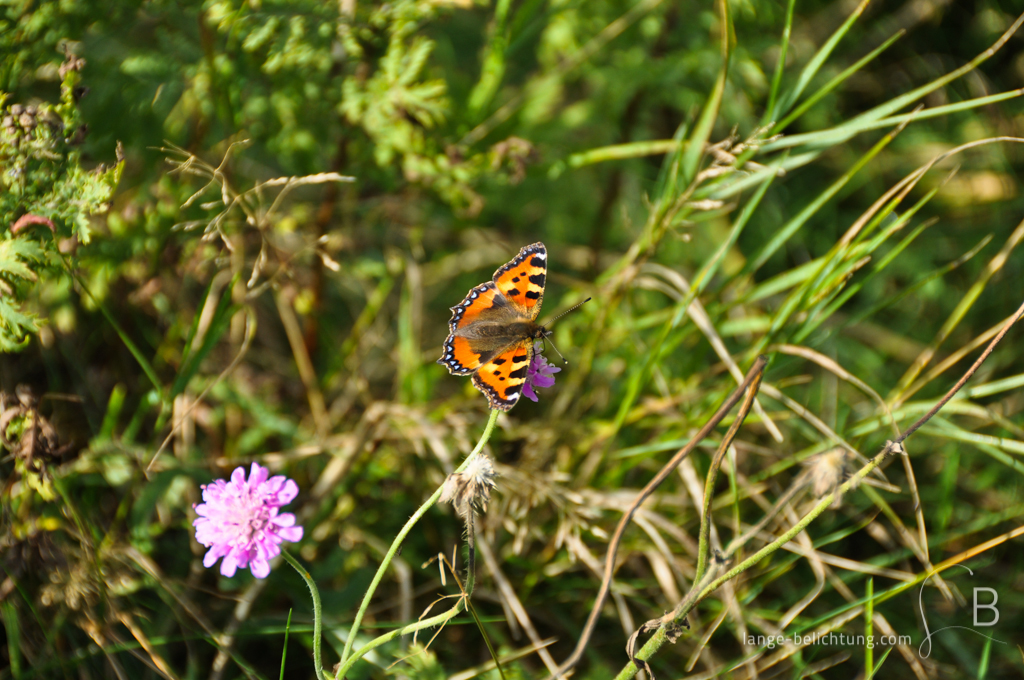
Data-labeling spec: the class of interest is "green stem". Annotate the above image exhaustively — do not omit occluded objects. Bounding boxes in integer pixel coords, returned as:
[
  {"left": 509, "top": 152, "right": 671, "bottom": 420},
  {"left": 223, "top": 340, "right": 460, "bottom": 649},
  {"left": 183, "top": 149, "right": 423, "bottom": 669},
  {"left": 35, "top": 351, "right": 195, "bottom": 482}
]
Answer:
[
  {"left": 280, "top": 609, "right": 292, "bottom": 680},
  {"left": 336, "top": 514, "right": 486, "bottom": 678},
  {"left": 62, "top": 258, "right": 165, "bottom": 397},
  {"left": 281, "top": 551, "right": 327, "bottom": 680},
  {"left": 339, "top": 408, "right": 501, "bottom": 666},
  {"left": 865, "top": 577, "right": 874, "bottom": 676},
  {"left": 699, "top": 449, "right": 885, "bottom": 605},
  {"left": 335, "top": 600, "right": 469, "bottom": 678},
  {"left": 762, "top": 0, "right": 795, "bottom": 125}
]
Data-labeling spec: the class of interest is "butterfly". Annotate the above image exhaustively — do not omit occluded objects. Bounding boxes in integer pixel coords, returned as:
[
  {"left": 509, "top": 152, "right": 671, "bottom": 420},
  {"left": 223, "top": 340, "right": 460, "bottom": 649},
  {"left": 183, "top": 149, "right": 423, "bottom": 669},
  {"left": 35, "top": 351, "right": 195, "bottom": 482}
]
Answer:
[{"left": 438, "top": 242, "right": 550, "bottom": 411}]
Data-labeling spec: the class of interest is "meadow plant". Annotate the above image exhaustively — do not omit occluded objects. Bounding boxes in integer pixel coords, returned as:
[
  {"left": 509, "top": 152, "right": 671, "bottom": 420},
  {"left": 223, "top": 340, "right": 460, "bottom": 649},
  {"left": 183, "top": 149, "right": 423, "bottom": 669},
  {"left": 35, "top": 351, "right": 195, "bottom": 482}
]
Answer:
[
  {"left": 522, "top": 352, "right": 562, "bottom": 403},
  {"left": 192, "top": 462, "right": 304, "bottom": 579},
  {"left": 3, "top": 1, "right": 1024, "bottom": 679}
]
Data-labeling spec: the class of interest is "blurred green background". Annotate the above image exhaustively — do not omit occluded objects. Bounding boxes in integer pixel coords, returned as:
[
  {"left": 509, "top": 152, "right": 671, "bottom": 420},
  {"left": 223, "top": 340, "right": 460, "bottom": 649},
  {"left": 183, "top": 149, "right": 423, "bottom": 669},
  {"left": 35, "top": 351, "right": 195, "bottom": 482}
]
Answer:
[{"left": 2, "top": 0, "right": 1024, "bottom": 678}]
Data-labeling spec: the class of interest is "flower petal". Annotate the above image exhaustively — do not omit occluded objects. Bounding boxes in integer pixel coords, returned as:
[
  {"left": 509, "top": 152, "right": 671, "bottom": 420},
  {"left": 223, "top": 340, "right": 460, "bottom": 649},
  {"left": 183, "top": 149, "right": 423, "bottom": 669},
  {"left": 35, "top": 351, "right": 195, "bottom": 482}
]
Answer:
[
  {"left": 250, "top": 557, "right": 270, "bottom": 579},
  {"left": 249, "top": 462, "right": 269, "bottom": 486},
  {"left": 220, "top": 553, "right": 239, "bottom": 577},
  {"left": 276, "top": 479, "right": 299, "bottom": 504},
  {"left": 522, "top": 381, "right": 539, "bottom": 402},
  {"left": 276, "top": 525, "right": 304, "bottom": 542},
  {"left": 532, "top": 373, "right": 556, "bottom": 389},
  {"left": 203, "top": 547, "right": 222, "bottom": 568},
  {"left": 273, "top": 513, "right": 296, "bottom": 527}
]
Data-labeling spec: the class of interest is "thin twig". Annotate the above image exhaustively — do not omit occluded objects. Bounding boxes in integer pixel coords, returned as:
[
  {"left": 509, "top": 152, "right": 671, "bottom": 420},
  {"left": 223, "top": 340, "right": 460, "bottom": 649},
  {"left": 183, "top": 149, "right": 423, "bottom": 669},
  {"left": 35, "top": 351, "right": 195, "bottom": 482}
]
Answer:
[
  {"left": 146, "top": 308, "right": 256, "bottom": 474},
  {"left": 695, "top": 368, "right": 766, "bottom": 583},
  {"left": 897, "top": 296, "right": 1024, "bottom": 444}
]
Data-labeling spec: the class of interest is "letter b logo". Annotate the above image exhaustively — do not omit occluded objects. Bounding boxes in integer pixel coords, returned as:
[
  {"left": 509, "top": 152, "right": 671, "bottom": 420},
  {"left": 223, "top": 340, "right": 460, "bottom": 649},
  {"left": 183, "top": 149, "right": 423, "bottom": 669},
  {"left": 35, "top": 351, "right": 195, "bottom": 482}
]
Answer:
[{"left": 973, "top": 588, "right": 999, "bottom": 626}]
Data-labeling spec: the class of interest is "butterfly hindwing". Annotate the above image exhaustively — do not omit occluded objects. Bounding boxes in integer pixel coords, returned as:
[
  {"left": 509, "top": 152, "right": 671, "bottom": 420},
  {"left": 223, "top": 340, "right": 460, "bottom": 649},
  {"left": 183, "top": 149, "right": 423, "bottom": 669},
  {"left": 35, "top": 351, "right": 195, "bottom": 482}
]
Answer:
[
  {"left": 471, "top": 340, "right": 533, "bottom": 411},
  {"left": 492, "top": 242, "right": 546, "bottom": 319},
  {"left": 439, "top": 336, "right": 480, "bottom": 374}
]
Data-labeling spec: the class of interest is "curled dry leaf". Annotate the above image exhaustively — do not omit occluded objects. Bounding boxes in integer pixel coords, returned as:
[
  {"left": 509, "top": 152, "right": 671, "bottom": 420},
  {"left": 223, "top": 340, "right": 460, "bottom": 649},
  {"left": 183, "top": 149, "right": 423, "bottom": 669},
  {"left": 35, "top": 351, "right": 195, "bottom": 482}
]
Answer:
[{"left": 11, "top": 214, "right": 56, "bottom": 235}]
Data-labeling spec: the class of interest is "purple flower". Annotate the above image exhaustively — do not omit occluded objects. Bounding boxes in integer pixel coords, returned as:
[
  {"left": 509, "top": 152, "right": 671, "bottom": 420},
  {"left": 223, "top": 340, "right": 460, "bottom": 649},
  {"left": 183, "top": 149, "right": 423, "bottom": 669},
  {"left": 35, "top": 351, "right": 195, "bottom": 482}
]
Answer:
[
  {"left": 522, "top": 350, "right": 561, "bottom": 402},
  {"left": 193, "top": 463, "right": 304, "bottom": 579}
]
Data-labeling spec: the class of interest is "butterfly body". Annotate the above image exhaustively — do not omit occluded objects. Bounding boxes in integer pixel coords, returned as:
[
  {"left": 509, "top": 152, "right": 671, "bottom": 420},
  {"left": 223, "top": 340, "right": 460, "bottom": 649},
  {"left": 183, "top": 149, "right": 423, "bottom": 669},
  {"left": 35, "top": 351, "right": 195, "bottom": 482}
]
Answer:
[{"left": 438, "top": 242, "right": 549, "bottom": 411}]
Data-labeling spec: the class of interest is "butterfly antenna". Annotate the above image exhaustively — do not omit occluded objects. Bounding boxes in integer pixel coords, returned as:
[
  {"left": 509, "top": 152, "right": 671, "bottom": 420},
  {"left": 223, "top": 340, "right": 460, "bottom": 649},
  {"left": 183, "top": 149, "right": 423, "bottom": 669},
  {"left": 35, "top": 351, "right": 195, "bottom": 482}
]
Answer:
[
  {"left": 547, "top": 297, "right": 592, "bottom": 326},
  {"left": 543, "top": 335, "right": 569, "bottom": 365},
  {"left": 542, "top": 298, "right": 591, "bottom": 365}
]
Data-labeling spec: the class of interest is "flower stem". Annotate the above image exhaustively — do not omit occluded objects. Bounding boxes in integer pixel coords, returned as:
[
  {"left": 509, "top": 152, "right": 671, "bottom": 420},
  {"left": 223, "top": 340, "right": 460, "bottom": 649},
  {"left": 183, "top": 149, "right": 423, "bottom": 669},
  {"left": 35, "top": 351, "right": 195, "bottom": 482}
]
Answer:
[
  {"left": 335, "top": 599, "right": 469, "bottom": 677},
  {"left": 339, "top": 408, "right": 501, "bottom": 667},
  {"left": 281, "top": 550, "right": 328, "bottom": 680}
]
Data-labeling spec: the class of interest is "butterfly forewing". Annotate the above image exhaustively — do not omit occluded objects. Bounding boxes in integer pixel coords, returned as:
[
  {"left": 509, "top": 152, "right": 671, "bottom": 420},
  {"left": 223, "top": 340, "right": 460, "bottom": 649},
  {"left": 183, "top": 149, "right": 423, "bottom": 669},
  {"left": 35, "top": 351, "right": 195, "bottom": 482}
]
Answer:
[
  {"left": 448, "top": 282, "right": 501, "bottom": 333},
  {"left": 438, "top": 282, "right": 500, "bottom": 373},
  {"left": 492, "top": 242, "right": 545, "bottom": 319}
]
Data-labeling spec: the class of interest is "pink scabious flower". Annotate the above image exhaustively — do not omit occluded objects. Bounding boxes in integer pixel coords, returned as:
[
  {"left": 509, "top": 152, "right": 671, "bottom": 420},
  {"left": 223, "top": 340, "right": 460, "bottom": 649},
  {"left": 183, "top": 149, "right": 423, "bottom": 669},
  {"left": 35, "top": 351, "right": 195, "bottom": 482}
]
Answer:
[
  {"left": 522, "top": 349, "right": 561, "bottom": 402},
  {"left": 193, "top": 463, "right": 303, "bottom": 579}
]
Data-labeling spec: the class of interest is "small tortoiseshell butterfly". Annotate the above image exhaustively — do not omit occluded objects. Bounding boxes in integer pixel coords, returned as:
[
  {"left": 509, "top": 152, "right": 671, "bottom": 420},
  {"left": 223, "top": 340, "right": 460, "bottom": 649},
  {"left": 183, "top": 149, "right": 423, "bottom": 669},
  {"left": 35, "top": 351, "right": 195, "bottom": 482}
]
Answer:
[{"left": 438, "top": 242, "right": 550, "bottom": 411}]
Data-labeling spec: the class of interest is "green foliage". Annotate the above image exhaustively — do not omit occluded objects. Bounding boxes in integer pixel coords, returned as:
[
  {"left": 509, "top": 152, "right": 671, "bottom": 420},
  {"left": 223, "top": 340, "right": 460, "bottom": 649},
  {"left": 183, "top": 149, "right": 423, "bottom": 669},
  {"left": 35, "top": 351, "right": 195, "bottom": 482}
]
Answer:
[
  {"left": 340, "top": 4, "right": 449, "bottom": 167},
  {"left": 384, "top": 643, "right": 446, "bottom": 680},
  {"left": 0, "top": 52, "right": 123, "bottom": 351},
  {"left": 0, "top": 238, "right": 43, "bottom": 351},
  {"left": 1, "top": 56, "right": 122, "bottom": 242}
]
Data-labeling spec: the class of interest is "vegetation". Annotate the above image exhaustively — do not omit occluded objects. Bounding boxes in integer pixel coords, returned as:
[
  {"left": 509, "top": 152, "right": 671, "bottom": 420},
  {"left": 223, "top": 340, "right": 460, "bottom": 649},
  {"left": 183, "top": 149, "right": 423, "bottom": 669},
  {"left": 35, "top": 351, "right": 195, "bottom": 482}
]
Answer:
[{"left": 2, "top": 0, "right": 1024, "bottom": 678}]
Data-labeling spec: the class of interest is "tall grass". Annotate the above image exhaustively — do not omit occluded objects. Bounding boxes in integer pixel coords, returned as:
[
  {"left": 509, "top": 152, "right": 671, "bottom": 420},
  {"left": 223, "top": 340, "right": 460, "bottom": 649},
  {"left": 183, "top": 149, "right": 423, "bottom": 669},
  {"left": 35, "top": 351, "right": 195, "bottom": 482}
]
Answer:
[{"left": 2, "top": 1, "right": 1024, "bottom": 679}]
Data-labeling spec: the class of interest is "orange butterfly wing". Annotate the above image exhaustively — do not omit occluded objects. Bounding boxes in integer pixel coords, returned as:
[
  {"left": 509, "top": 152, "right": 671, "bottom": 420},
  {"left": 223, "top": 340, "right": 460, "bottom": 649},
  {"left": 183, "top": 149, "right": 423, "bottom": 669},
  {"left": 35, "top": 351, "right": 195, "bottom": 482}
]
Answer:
[
  {"left": 438, "top": 242, "right": 549, "bottom": 411},
  {"left": 492, "top": 242, "right": 545, "bottom": 320},
  {"left": 439, "top": 282, "right": 502, "bottom": 374},
  {"left": 471, "top": 340, "right": 534, "bottom": 411}
]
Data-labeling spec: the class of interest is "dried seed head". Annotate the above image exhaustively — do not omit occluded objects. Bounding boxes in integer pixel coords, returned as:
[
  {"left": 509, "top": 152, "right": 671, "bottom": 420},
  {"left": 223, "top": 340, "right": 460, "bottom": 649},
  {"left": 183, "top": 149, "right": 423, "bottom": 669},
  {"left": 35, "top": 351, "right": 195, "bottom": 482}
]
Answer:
[
  {"left": 885, "top": 439, "right": 905, "bottom": 457},
  {"left": 441, "top": 453, "right": 498, "bottom": 517},
  {"left": 804, "top": 448, "right": 849, "bottom": 505},
  {"left": 41, "top": 562, "right": 97, "bottom": 610}
]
